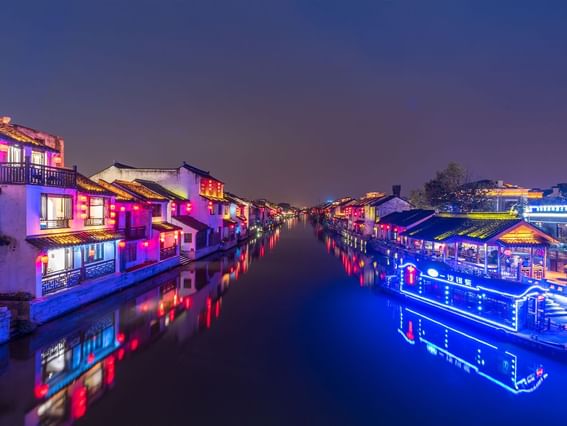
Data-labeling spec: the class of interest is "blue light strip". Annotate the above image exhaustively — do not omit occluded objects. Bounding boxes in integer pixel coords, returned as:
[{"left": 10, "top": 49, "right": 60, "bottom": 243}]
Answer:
[
  {"left": 399, "top": 263, "right": 547, "bottom": 332},
  {"left": 419, "top": 338, "right": 546, "bottom": 395},
  {"left": 399, "top": 262, "right": 547, "bottom": 299},
  {"left": 405, "top": 308, "right": 498, "bottom": 349},
  {"left": 400, "top": 290, "right": 520, "bottom": 332}
]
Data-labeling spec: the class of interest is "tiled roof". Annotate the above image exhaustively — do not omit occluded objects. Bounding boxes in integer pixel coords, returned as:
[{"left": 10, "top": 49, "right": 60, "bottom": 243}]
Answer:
[
  {"left": 182, "top": 162, "right": 222, "bottom": 183},
  {"left": 367, "top": 195, "right": 409, "bottom": 207},
  {"left": 76, "top": 174, "right": 115, "bottom": 196},
  {"left": 97, "top": 179, "right": 138, "bottom": 201},
  {"left": 172, "top": 215, "right": 210, "bottom": 231},
  {"left": 402, "top": 216, "right": 556, "bottom": 246},
  {"left": 27, "top": 229, "right": 122, "bottom": 250},
  {"left": 113, "top": 162, "right": 136, "bottom": 169},
  {"left": 152, "top": 222, "right": 183, "bottom": 232},
  {"left": 113, "top": 180, "right": 168, "bottom": 201},
  {"left": 134, "top": 179, "right": 186, "bottom": 201},
  {"left": 224, "top": 192, "right": 248, "bottom": 205},
  {"left": 379, "top": 209, "right": 435, "bottom": 228},
  {"left": 0, "top": 124, "right": 39, "bottom": 144},
  {"left": 0, "top": 123, "right": 57, "bottom": 151},
  {"left": 201, "top": 194, "right": 229, "bottom": 203}
]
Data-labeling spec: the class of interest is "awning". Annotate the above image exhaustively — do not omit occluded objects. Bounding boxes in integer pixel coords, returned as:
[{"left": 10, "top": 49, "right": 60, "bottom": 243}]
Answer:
[
  {"left": 27, "top": 229, "right": 123, "bottom": 250},
  {"left": 172, "top": 215, "right": 209, "bottom": 232},
  {"left": 152, "top": 222, "right": 183, "bottom": 233},
  {"left": 200, "top": 194, "right": 229, "bottom": 204},
  {"left": 223, "top": 219, "right": 237, "bottom": 226}
]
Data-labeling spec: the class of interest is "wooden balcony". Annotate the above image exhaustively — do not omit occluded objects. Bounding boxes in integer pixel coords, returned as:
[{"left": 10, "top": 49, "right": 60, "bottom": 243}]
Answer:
[{"left": 0, "top": 162, "right": 77, "bottom": 188}]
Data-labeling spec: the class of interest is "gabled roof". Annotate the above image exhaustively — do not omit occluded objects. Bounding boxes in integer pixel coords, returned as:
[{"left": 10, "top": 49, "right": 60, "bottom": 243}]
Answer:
[
  {"left": 134, "top": 179, "right": 186, "bottom": 201},
  {"left": 97, "top": 179, "right": 138, "bottom": 202},
  {"left": 224, "top": 192, "right": 248, "bottom": 205},
  {"left": 113, "top": 180, "right": 168, "bottom": 202},
  {"left": 402, "top": 215, "right": 557, "bottom": 246},
  {"left": 113, "top": 162, "right": 136, "bottom": 169},
  {"left": 379, "top": 209, "right": 435, "bottom": 228},
  {"left": 172, "top": 215, "right": 210, "bottom": 231},
  {"left": 76, "top": 174, "right": 115, "bottom": 196},
  {"left": 182, "top": 161, "right": 222, "bottom": 183},
  {"left": 0, "top": 122, "right": 58, "bottom": 151},
  {"left": 367, "top": 195, "right": 409, "bottom": 207}
]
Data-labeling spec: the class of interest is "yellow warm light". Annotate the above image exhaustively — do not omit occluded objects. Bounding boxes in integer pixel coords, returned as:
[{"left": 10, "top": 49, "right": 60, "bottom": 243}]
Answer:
[
  {"left": 485, "top": 188, "right": 543, "bottom": 199},
  {"left": 438, "top": 212, "right": 518, "bottom": 220},
  {"left": 498, "top": 225, "right": 554, "bottom": 245}
]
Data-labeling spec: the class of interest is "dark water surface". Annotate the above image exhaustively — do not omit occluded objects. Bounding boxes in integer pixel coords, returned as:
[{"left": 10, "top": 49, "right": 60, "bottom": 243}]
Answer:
[{"left": 2, "top": 219, "right": 567, "bottom": 426}]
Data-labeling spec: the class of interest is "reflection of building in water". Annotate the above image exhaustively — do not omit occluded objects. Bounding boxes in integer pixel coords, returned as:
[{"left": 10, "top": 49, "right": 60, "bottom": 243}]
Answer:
[
  {"left": 398, "top": 306, "right": 547, "bottom": 395},
  {"left": 0, "top": 228, "right": 283, "bottom": 426},
  {"left": 323, "top": 233, "right": 386, "bottom": 288},
  {"left": 21, "top": 311, "right": 121, "bottom": 425}
]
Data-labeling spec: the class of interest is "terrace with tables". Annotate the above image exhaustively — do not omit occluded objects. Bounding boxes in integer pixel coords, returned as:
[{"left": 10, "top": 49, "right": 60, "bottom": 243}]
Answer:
[{"left": 399, "top": 213, "right": 558, "bottom": 282}]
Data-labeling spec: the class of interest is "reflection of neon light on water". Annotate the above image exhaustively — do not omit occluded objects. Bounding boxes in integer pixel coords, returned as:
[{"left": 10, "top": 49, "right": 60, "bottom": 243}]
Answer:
[{"left": 398, "top": 308, "right": 547, "bottom": 395}]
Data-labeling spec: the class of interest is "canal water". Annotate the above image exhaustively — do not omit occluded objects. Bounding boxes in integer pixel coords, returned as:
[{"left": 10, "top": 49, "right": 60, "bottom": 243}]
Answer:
[{"left": 2, "top": 218, "right": 567, "bottom": 425}]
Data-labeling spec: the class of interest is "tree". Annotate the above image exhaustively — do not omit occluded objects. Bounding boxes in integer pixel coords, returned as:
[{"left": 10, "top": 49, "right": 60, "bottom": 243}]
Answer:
[
  {"left": 424, "top": 162, "right": 466, "bottom": 211},
  {"left": 409, "top": 188, "right": 430, "bottom": 209},
  {"left": 415, "top": 162, "right": 489, "bottom": 212}
]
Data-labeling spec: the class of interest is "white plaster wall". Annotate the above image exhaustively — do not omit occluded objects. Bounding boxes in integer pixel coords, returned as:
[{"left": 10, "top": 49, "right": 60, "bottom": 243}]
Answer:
[
  {"left": 0, "top": 185, "right": 40, "bottom": 295},
  {"left": 91, "top": 166, "right": 225, "bottom": 237}
]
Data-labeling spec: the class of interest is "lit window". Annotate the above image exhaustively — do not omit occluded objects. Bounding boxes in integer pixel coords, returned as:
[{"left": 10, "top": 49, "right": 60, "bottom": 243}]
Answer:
[
  {"left": 85, "top": 243, "right": 104, "bottom": 264},
  {"left": 40, "top": 194, "right": 72, "bottom": 229}
]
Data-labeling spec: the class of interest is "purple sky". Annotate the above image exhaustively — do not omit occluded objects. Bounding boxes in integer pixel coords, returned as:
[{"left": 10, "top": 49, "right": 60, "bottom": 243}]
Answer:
[{"left": 3, "top": 1, "right": 567, "bottom": 206}]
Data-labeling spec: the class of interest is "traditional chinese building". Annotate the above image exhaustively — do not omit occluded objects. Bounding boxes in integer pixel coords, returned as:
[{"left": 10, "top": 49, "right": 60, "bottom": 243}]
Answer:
[
  {"left": 91, "top": 161, "right": 228, "bottom": 257},
  {"left": 401, "top": 213, "right": 558, "bottom": 281}
]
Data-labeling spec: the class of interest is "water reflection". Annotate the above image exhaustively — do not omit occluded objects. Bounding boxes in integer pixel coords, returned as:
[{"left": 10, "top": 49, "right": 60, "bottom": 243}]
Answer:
[
  {"left": 398, "top": 306, "right": 547, "bottom": 394},
  {"left": 316, "top": 225, "right": 550, "bottom": 395},
  {"left": 315, "top": 223, "right": 389, "bottom": 288},
  {"left": 0, "top": 228, "right": 281, "bottom": 426}
]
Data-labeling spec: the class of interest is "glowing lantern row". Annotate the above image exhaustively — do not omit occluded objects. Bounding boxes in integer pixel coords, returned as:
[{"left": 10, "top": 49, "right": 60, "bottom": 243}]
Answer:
[
  {"left": 109, "top": 203, "right": 116, "bottom": 225},
  {"left": 78, "top": 195, "right": 88, "bottom": 220}
]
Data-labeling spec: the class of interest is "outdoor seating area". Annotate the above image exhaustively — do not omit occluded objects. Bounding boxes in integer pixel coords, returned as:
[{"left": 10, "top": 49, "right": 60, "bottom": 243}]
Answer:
[{"left": 400, "top": 213, "right": 558, "bottom": 282}]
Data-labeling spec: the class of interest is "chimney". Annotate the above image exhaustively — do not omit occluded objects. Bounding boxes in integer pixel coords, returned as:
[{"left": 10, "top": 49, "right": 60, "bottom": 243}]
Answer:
[
  {"left": 392, "top": 185, "right": 401, "bottom": 197},
  {"left": 0, "top": 116, "right": 11, "bottom": 125}
]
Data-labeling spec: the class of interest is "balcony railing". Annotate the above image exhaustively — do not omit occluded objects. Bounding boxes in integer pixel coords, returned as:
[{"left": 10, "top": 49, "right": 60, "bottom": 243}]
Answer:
[
  {"left": 119, "top": 226, "right": 147, "bottom": 240},
  {"left": 0, "top": 162, "right": 77, "bottom": 188},
  {"left": 40, "top": 219, "right": 71, "bottom": 230},
  {"left": 85, "top": 217, "right": 105, "bottom": 226},
  {"left": 41, "top": 259, "right": 116, "bottom": 296},
  {"left": 42, "top": 268, "right": 82, "bottom": 296},
  {"left": 160, "top": 245, "right": 177, "bottom": 260},
  {"left": 84, "top": 259, "right": 116, "bottom": 280}
]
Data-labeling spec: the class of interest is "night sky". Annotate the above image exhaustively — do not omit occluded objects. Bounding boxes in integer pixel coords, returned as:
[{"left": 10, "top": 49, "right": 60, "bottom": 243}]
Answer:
[{"left": 3, "top": 1, "right": 567, "bottom": 206}]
